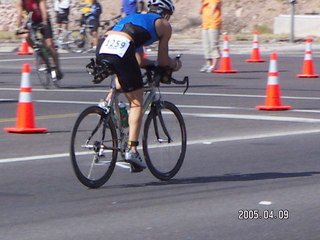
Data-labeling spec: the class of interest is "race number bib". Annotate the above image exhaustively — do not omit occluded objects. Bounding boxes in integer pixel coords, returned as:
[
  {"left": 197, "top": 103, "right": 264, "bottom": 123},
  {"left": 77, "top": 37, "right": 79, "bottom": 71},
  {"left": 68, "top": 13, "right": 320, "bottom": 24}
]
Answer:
[{"left": 99, "top": 35, "right": 130, "bottom": 58}]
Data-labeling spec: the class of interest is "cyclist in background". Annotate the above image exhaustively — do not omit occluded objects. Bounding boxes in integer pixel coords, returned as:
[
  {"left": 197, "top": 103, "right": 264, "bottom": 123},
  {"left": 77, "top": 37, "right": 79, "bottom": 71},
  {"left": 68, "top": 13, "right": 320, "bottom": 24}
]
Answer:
[
  {"left": 79, "top": 0, "right": 92, "bottom": 16},
  {"left": 54, "top": 0, "right": 71, "bottom": 34},
  {"left": 96, "top": 0, "right": 181, "bottom": 172},
  {"left": 79, "top": 0, "right": 91, "bottom": 26},
  {"left": 86, "top": 0, "right": 102, "bottom": 51},
  {"left": 17, "top": 0, "right": 63, "bottom": 80}
]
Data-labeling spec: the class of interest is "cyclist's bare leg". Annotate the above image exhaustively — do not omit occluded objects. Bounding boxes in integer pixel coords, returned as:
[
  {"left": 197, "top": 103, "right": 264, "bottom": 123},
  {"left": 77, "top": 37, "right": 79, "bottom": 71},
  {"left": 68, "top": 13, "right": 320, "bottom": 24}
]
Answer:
[
  {"left": 125, "top": 88, "right": 143, "bottom": 153},
  {"left": 105, "top": 77, "right": 144, "bottom": 153},
  {"left": 57, "top": 23, "right": 68, "bottom": 35},
  {"left": 105, "top": 76, "right": 121, "bottom": 102},
  {"left": 91, "top": 30, "right": 98, "bottom": 48},
  {"left": 25, "top": 34, "right": 34, "bottom": 49},
  {"left": 44, "top": 38, "right": 63, "bottom": 79},
  {"left": 62, "top": 22, "right": 68, "bottom": 31},
  {"left": 212, "top": 57, "right": 220, "bottom": 69}
]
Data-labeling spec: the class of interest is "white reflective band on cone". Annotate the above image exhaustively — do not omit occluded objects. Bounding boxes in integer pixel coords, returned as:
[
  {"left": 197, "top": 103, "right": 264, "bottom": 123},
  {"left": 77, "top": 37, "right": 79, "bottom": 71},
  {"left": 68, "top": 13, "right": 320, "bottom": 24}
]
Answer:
[
  {"left": 304, "top": 53, "right": 312, "bottom": 60},
  {"left": 268, "top": 60, "right": 277, "bottom": 73},
  {"left": 222, "top": 51, "right": 229, "bottom": 57},
  {"left": 20, "top": 73, "right": 31, "bottom": 88},
  {"left": 268, "top": 75, "right": 278, "bottom": 85},
  {"left": 19, "top": 92, "right": 32, "bottom": 103}
]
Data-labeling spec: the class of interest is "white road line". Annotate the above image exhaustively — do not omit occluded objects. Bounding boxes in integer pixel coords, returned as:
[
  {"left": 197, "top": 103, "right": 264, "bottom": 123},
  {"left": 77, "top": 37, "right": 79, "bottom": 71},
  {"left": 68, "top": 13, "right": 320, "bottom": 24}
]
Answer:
[
  {"left": 2, "top": 99, "right": 320, "bottom": 122},
  {"left": 1, "top": 128, "right": 320, "bottom": 164},
  {"left": 36, "top": 99, "right": 98, "bottom": 105},
  {"left": 2, "top": 87, "right": 320, "bottom": 100},
  {"left": 0, "top": 88, "right": 108, "bottom": 93},
  {"left": 183, "top": 113, "right": 320, "bottom": 123},
  {"left": 0, "top": 56, "right": 94, "bottom": 63},
  {"left": 3, "top": 97, "right": 320, "bottom": 115},
  {"left": 259, "top": 201, "right": 273, "bottom": 206}
]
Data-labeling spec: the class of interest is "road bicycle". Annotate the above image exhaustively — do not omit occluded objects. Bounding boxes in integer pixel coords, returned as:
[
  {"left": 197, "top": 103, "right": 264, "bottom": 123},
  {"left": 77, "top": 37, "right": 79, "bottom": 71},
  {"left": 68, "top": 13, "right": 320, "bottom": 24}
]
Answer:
[
  {"left": 54, "top": 27, "right": 73, "bottom": 52},
  {"left": 70, "top": 56, "right": 189, "bottom": 188},
  {"left": 64, "top": 15, "right": 121, "bottom": 54},
  {"left": 18, "top": 24, "right": 60, "bottom": 89}
]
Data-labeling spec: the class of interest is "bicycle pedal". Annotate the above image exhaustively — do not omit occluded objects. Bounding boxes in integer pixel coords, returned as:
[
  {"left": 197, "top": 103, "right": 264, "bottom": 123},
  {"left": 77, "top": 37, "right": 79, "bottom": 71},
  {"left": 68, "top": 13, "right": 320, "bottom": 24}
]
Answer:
[
  {"left": 38, "top": 64, "right": 47, "bottom": 71},
  {"left": 94, "top": 160, "right": 111, "bottom": 166}
]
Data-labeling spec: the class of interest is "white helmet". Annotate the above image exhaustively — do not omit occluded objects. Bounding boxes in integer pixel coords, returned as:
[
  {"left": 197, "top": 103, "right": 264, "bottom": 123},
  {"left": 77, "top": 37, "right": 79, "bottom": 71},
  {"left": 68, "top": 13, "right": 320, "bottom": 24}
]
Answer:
[{"left": 148, "top": 0, "right": 175, "bottom": 15}]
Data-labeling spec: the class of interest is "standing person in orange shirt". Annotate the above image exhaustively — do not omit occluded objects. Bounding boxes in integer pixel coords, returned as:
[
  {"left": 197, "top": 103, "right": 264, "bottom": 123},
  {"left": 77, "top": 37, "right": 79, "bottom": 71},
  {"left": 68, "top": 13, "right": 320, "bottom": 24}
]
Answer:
[{"left": 199, "top": 0, "right": 221, "bottom": 73}]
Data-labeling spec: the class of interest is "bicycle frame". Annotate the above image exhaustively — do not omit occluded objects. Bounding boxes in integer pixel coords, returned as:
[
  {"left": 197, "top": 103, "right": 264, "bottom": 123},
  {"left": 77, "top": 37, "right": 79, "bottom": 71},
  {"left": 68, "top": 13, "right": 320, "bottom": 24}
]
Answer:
[
  {"left": 99, "top": 75, "right": 159, "bottom": 158},
  {"left": 102, "top": 63, "right": 188, "bottom": 158}
]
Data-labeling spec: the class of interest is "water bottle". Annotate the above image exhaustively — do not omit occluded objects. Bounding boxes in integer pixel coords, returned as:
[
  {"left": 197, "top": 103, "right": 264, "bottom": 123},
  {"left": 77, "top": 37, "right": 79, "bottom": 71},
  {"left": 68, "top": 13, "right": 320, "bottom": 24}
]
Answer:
[{"left": 118, "top": 102, "right": 129, "bottom": 128}]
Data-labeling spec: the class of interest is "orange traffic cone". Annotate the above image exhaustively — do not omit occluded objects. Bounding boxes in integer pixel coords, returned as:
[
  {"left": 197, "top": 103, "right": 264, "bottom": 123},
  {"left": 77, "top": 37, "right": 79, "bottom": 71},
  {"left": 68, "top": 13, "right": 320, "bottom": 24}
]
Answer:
[
  {"left": 297, "top": 38, "right": 319, "bottom": 78},
  {"left": 16, "top": 39, "right": 33, "bottom": 55},
  {"left": 256, "top": 52, "right": 291, "bottom": 110},
  {"left": 214, "top": 35, "right": 238, "bottom": 73},
  {"left": 246, "top": 30, "right": 266, "bottom": 62},
  {"left": 4, "top": 63, "right": 48, "bottom": 133}
]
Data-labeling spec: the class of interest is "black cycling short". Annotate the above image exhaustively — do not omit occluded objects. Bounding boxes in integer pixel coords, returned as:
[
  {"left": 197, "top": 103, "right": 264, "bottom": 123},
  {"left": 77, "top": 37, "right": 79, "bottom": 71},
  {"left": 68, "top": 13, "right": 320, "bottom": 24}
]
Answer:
[
  {"left": 96, "top": 37, "right": 143, "bottom": 93},
  {"left": 80, "top": 15, "right": 99, "bottom": 32},
  {"left": 88, "top": 19, "right": 99, "bottom": 32},
  {"left": 32, "top": 20, "right": 53, "bottom": 39},
  {"left": 56, "top": 9, "right": 69, "bottom": 24}
]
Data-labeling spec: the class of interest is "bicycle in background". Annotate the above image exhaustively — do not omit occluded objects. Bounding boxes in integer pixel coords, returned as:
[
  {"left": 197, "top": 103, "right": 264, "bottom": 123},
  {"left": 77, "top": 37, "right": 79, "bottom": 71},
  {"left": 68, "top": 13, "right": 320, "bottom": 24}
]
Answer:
[
  {"left": 63, "top": 14, "right": 121, "bottom": 53},
  {"left": 17, "top": 24, "right": 61, "bottom": 89},
  {"left": 70, "top": 55, "right": 189, "bottom": 188},
  {"left": 54, "top": 26, "right": 72, "bottom": 51}
]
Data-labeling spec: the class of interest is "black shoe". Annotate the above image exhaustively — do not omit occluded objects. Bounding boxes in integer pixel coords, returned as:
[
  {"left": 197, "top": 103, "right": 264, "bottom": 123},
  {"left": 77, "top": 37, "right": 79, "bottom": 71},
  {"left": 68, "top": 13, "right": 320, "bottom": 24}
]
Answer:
[
  {"left": 56, "top": 69, "right": 64, "bottom": 80},
  {"left": 51, "top": 67, "right": 64, "bottom": 81},
  {"left": 130, "top": 163, "right": 144, "bottom": 173}
]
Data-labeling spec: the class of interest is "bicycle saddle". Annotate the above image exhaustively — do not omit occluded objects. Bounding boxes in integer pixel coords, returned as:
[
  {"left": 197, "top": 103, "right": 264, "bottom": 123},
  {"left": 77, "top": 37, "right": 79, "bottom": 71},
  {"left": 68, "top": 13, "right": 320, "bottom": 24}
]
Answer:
[{"left": 86, "top": 58, "right": 115, "bottom": 84}]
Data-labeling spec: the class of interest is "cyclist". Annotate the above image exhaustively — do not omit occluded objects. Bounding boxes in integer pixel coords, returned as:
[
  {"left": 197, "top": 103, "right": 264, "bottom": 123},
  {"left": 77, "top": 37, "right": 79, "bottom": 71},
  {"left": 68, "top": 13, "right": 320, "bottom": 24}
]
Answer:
[
  {"left": 86, "top": 0, "right": 102, "bottom": 51},
  {"left": 79, "top": 0, "right": 102, "bottom": 51},
  {"left": 17, "top": 0, "right": 63, "bottom": 80},
  {"left": 54, "top": 0, "right": 71, "bottom": 34},
  {"left": 96, "top": 0, "right": 182, "bottom": 172}
]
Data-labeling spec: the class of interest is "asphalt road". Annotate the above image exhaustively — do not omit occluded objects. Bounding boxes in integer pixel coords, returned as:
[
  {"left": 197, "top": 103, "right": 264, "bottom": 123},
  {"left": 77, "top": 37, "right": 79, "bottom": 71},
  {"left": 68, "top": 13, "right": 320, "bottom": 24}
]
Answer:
[{"left": 0, "top": 50, "right": 320, "bottom": 239}]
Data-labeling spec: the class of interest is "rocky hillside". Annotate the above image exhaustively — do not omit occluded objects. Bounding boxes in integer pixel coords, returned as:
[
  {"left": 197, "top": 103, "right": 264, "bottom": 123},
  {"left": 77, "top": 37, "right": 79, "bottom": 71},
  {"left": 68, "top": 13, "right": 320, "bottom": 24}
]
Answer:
[{"left": 0, "top": 0, "right": 319, "bottom": 37}]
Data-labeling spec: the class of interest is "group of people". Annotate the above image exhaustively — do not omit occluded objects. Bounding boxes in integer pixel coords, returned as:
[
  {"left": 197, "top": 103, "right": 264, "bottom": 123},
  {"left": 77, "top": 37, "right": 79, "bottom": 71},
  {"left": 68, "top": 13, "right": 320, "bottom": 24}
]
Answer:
[
  {"left": 55, "top": 0, "right": 102, "bottom": 51},
  {"left": 15, "top": 0, "right": 222, "bottom": 172}
]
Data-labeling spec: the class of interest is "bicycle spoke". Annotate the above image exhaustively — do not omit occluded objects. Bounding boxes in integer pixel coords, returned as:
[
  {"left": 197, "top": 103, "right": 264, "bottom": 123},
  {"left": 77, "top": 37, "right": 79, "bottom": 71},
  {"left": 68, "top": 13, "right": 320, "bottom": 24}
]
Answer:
[
  {"left": 70, "top": 106, "right": 118, "bottom": 188},
  {"left": 143, "top": 101, "right": 187, "bottom": 181}
]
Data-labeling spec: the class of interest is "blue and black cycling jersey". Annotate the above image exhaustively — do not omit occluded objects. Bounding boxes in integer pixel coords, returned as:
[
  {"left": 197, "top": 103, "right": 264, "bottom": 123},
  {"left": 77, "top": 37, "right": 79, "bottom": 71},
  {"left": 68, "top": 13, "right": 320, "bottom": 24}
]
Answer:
[
  {"left": 112, "top": 13, "right": 163, "bottom": 48},
  {"left": 87, "top": 2, "right": 102, "bottom": 21}
]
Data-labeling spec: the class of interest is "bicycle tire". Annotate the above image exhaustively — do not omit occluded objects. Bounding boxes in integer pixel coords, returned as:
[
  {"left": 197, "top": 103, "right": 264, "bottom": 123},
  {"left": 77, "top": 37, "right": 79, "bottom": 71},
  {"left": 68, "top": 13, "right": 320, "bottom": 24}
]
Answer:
[
  {"left": 55, "top": 28, "right": 70, "bottom": 50},
  {"left": 65, "top": 30, "right": 91, "bottom": 53},
  {"left": 35, "top": 51, "right": 52, "bottom": 89},
  {"left": 143, "top": 100, "right": 187, "bottom": 181},
  {"left": 70, "top": 106, "right": 118, "bottom": 188}
]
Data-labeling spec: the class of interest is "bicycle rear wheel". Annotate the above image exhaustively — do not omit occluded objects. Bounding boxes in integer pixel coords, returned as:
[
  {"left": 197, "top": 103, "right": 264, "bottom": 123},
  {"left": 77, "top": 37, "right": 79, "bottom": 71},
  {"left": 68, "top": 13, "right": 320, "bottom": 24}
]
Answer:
[
  {"left": 65, "top": 30, "right": 91, "bottom": 53},
  {"left": 143, "top": 101, "right": 187, "bottom": 181},
  {"left": 70, "top": 106, "right": 118, "bottom": 188},
  {"left": 35, "top": 51, "right": 52, "bottom": 89}
]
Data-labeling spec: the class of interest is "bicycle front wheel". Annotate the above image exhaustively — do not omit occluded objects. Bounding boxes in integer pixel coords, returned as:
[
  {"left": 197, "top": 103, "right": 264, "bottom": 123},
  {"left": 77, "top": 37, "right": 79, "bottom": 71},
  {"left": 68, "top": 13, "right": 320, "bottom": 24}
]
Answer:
[
  {"left": 143, "top": 101, "right": 187, "bottom": 181},
  {"left": 35, "top": 51, "right": 52, "bottom": 89},
  {"left": 70, "top": 106, "right": 118, "bottom": 188},
  {"left": 65, "top": 30, "right": 90, "bottom": 53}
]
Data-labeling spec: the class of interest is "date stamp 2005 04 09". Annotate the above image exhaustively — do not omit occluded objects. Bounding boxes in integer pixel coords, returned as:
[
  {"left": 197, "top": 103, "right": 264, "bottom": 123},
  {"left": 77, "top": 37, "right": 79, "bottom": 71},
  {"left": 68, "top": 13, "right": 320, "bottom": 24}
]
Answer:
[{"left": 238, "top": 209, "right": 289, "bottom": 220}]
